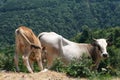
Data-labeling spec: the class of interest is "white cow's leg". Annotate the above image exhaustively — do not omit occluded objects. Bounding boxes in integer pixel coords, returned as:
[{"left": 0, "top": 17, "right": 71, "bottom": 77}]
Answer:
[
  {"left": 94, "top": 59, "right": 101, "bottom": 69},
  {"left": 22, "top": 55, "right": 33, "bottom": 73},
  {"left": 46, "top": 53, "right": 54, "bottom": 69},
  {"left": 47, "top": 53, "right": 60, "bottom": 69},
  {"left": 14, "top": 53, "right": 20, "bottom": 72},
  {"left": 91, "top": 58, "right": 101, "bottom": 70}
]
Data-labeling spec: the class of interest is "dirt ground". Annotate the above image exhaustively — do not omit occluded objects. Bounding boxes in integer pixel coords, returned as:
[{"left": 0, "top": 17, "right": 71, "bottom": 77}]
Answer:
[
  {"left": 0, "top": 70, "right": 120, "bottom": 80},
  {"left": 0, "top": 70, "right": 87, "bottom": 80}
]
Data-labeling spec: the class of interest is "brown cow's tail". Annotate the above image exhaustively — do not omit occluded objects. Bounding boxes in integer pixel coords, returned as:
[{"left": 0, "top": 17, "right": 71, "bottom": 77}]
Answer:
[{"left": 15, "top": 28, "right": 41, "bottom": 49}]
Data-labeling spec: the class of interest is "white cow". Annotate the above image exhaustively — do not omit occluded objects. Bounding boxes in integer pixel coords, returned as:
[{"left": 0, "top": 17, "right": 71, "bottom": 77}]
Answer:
[{"left": 38, "top": 32, "right": 109, "bottom": 69}]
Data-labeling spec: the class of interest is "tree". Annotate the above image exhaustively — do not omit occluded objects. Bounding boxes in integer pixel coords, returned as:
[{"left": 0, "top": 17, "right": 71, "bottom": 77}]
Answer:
[{"left": 79, "top": 25, "right": 92, "bottom": 43}]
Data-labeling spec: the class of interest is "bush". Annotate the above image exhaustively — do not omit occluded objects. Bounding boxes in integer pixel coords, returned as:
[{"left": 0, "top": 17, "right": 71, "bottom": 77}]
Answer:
[
  {"left": 0, "top": 46, "right": 27, "bottom": 72},
  {"left": 50, "top": 58, "right": 66, "bottom": 72},
  {"left": 0, "top": 45, "right": 45, "bottom": 72},
  {"left": 50, "top": 55, "right": 120, "bottom": 78},
  {"left": 66, "top": 58, "right": 92, "bottom": 77},
  {"left": 0, "top": 45, "right": 15, "bottom": 71},
  {"left": 0, "top": 53, "right": 14, "bottom": 71},
  {"left": 51, "top": 57, "right": 93, "bottom": 77}
]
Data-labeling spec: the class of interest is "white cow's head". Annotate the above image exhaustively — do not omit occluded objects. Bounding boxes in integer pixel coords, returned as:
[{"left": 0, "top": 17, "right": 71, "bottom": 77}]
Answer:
[{"left": 93, "top": 38, "right": 109, "bottom": 58}]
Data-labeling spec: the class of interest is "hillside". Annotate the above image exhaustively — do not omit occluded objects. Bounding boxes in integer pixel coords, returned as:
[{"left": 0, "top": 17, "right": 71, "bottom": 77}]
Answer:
[
  {"left": 0, "top": 0, "right": 120, "bottom": 46},
  {"left": 1, "top": 1, "right": 120, "bottom": 79}
]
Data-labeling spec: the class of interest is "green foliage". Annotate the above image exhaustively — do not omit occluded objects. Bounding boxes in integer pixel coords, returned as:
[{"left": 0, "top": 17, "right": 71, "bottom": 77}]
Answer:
[
  {"left": 78, "top": 25, "right": 92, "bottom": 43},
  {"left": 0, "top": 45, "right": 41, "bottom": 72},
  {"left": 50, "top": 58, "right": 66, "bottom": 72},
  {"left": 66, "top": 58, "right": 92, "bottom": 77},
  {"left": 50, "top": 56, "right": 120, "bottom": 78},
  {"left": 50, "top": 57, "right": 93, "bottom": 77},
  {"left": 107, "top": 46, "right": 120, "bottom": 71},
  {"left": 0, "top": 53, "right": 8, "bottom": 70},
  {"left": 0, "top": 45, "right": 14, "bottom": 71},
  {"left": 1, "top": 0, "right": 120, "bottom": 47}
]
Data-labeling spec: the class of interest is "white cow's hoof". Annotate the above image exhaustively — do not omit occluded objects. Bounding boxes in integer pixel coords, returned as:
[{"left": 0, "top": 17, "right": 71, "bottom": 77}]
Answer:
[{"left": 41, "top": 68, "right": 48, "bottom": 72}]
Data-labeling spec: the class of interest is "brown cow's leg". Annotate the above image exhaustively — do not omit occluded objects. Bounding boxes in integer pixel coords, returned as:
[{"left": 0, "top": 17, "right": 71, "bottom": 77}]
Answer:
[
  {"left": 29, "top": 59, "right": 34, "bottom": 71},
  {"left": 14, "top": 53, "right": 20, "bottom": 72},
  {"left": 22, "top": 54, "right": 33, "bottom": 73},
  {"left": 36, "top": 56, "right": 43, "bottom": 71}
]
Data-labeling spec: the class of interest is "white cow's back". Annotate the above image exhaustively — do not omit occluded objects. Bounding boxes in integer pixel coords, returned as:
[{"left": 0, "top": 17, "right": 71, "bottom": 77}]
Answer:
[{"left": 60, "top": 38, "right": 91, "bottom": 62}]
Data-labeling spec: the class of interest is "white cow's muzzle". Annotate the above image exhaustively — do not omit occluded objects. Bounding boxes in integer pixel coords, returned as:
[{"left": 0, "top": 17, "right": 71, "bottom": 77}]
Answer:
[{"left": 101, "top": 53, "right": 109, "bottom": 58}]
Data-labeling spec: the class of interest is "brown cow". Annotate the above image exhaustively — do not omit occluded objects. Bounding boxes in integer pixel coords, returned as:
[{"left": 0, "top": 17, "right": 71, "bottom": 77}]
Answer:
[{"left": 14, "top": 26, "right": 43, "bottom": 73}]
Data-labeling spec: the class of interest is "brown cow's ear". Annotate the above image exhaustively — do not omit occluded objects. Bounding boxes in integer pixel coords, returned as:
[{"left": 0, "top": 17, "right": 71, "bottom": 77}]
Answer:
[
  {"left": 31, "top": 44, "right": 41, "bottom": 49},
  {"left": 42, "top": 47, "right": 46, "bottom": 51}
]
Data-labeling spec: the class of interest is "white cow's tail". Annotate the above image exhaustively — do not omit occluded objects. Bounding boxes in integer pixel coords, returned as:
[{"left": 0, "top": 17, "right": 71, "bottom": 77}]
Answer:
[
  {"left": 38, "top": 32, "right": 47, "bottom": 40},
  {"left": 15, "top": 29, "right": 41, "bottom": 49}
]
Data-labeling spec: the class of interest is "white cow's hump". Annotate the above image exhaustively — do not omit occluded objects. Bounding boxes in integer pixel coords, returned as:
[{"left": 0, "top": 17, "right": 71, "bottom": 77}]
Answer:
[{"left": 39, "top": 32, "right": 62, "bottom": 49}]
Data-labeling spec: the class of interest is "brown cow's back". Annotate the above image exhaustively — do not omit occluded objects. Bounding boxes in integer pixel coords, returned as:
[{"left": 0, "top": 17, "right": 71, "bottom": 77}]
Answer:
[
  {"left": 16, "top": 26, "right": 41, "bottom": 45},
  {"left": 15, "top": 26, "right": 41, "bottom": 54}
]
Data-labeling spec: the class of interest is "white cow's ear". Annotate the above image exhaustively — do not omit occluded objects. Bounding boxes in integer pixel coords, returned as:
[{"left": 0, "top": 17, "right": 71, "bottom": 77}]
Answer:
[
  {"left": 91, "top": 38, "right": 97, "bottom": 46},
  {"left": 107, "top": 40, "right": 113, "bottom": 46},
  {"left": 106, "top": 38, "right": 113, "bottom": 46}
]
